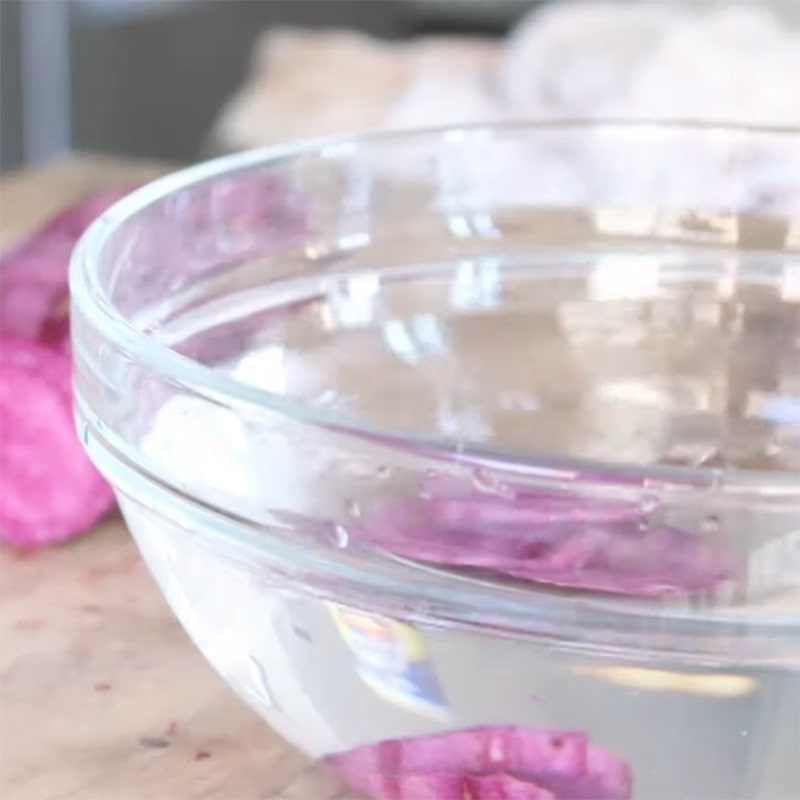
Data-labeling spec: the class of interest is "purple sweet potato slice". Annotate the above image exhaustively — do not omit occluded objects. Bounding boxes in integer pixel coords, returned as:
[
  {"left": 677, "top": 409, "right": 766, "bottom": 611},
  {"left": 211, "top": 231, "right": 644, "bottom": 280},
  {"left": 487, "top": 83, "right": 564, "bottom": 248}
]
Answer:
[
  {"left": 0, "top": 338, "right": 115, "bottom": 547},
  {"left": 326, "top": 726, "right": 631, "bottom": 800},
  {"left": 0, "top": 190, "right": 129, "bottom": 345},
  {"left": 359, "top": 479, "right": 728, "bottom": 596},
  {"left": 0, "top": 190, "right": 127, "bottom": 549}
]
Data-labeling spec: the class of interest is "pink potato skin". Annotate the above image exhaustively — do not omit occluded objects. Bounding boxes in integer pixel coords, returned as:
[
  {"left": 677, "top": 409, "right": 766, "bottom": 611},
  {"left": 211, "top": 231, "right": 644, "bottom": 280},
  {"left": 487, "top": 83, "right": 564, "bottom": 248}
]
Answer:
[
  {"left": 0, "top": 190, "right": 129, "bottom": 345},
  {"left": 0, "top": 192, "right": 127, "bottom": 548},
  {"left": 326, "top": 726, "right": 632, "bottom": 800},
  {"left": 0, "top": 338, "right": 116, "bottom": 548},
  {"left": 1, "top": 180, "right": 307, "bottom": 548}
]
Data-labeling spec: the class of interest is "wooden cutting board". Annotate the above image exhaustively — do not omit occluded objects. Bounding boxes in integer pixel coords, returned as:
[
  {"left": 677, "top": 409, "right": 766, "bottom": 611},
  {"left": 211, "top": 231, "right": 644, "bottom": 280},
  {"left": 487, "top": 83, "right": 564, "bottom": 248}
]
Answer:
[{"left": 0, "top": 156, "right": 355, "bottom": 800}]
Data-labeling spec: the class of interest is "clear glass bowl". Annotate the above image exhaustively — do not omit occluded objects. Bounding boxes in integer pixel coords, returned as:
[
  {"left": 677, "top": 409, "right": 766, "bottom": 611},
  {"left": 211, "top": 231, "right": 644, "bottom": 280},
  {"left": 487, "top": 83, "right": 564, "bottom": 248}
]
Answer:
[{"left": 71, "top": 122, "right": 799, "bottom": 800}]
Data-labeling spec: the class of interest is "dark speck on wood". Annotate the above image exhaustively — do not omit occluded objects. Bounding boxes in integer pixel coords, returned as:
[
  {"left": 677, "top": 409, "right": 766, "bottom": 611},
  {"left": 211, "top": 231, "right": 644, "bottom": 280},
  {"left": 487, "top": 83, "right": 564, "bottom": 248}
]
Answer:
[
  {"left": 140, "top": 737, "right": 171, "bottom": 749},
  {"left": 194, "top": 750, "right": 211, "bottom": 761}
]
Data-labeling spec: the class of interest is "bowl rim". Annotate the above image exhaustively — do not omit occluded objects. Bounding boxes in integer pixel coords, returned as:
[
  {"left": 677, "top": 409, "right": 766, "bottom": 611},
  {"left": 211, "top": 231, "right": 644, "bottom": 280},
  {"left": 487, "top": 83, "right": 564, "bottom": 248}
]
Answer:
[{"left": 70, "top": 118, "right": 800, "bottom": 496}]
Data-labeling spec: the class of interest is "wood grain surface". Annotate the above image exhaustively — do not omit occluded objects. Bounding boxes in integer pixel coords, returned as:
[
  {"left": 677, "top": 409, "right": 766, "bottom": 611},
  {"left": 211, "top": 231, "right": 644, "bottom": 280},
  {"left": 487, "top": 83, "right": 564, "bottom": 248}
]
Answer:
[{"left": 0, "top": 156, "right": 355, "bottom": 800}]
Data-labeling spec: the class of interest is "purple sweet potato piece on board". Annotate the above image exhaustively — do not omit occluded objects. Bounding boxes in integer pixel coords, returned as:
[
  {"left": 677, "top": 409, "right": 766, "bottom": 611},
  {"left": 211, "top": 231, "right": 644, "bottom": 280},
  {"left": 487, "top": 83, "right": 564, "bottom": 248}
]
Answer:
[
  {"left": 0, "top": 338, "right": 115, "bottom": 548},
  {"left": 326, "top": 726, "right": 631, "bottom": 800},
  {"left": 0, "top": 190, "right": 126, "bottom": 549},
  {"left": 0, "top": 190, "right": 129, "bottom": 345},
  {"left": 359, "top": 479, "right": 728, "bottom": 596}
]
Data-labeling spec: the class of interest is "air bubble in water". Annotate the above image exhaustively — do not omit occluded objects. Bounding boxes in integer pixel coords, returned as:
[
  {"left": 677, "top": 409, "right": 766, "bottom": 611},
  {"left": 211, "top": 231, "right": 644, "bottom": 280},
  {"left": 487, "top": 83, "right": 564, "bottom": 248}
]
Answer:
[
  {"left": 345, "top": 498, "right": 361, "bottom": 518},
  {"left": 248, "top": 655, "right": 277, "bottom": 709},
  {"left": 472, "top": 467, "right": 512, "bottom": 498},
  {"left": 312, "top": 389, "right": 339, "bottom": 408},
  {"left": 419, "top": 469, "right": 438, "bottom": 497},
  {"left": 639, "top": 492, "right": 660, "bottom": 515},
  {"left": 333, "top": 524, "right": 350, "bottom": 548},
  {"left": 701, "top": 515, "right": 721, "bottom": 535}
]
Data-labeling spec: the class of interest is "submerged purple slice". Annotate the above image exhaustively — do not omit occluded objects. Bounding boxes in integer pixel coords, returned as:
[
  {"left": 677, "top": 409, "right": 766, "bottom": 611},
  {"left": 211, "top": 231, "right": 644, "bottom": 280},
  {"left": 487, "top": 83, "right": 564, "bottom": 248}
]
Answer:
[
  {"left": 326, "top": 726, "right": 631, "bottom": 800},
  {"left": 359, "top": 482, "right": 728, "bottom": 597},
  {"left": 339, "top": 773, "right": 558, "bottom": 800}
]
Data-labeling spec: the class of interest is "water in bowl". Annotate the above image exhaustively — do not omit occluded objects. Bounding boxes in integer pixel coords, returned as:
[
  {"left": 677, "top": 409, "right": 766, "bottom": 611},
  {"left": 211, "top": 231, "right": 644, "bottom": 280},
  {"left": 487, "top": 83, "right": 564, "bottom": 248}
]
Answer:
[{"left": 134, "top": 239, "right": 799, "bottom": 799}]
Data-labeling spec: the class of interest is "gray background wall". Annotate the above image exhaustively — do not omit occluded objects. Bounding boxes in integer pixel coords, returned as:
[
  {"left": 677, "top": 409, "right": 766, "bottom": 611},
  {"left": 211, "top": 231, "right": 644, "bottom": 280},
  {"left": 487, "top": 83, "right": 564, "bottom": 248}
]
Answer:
[
  {"left": 2, "top": 1, "right": 798, "bottom": 173},
  {"left": 1, "top": 0, "right": 530, "bottom": 172}
]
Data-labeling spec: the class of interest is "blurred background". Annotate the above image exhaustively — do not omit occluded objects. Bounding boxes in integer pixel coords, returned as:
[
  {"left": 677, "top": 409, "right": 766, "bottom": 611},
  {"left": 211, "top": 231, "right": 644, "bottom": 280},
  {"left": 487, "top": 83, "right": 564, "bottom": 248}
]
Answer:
[{"left": 2, "top": 0, "right": 799, "bottom": 173}]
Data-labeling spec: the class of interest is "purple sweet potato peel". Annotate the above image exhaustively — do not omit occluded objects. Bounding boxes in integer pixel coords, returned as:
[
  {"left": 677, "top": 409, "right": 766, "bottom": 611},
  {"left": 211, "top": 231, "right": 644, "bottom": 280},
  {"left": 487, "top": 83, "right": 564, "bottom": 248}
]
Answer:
[
  {"left": 326, "top": 725, "right": 632, "bottom": 800},
  {"left": 1, "top": 190, "right": 128, "bottom": 346},
  {"left": 0, "top": 179, "right": 307, "bottom": 548},
  {"left": 0, "top": 192, "right": 126, "bottom": 547},
  {"left": 0, "top": 338, "right": 115, "bottom": 547},
  {"left": 358, "top": 480, "right": 728, "bottom": 597}
]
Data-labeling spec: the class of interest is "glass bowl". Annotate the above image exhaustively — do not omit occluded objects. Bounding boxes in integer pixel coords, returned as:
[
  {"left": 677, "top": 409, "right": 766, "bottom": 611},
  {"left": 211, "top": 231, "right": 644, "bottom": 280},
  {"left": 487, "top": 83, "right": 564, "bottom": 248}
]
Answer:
[{"left": 71, "top": 122, "right": 799, "bottom": 800}]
